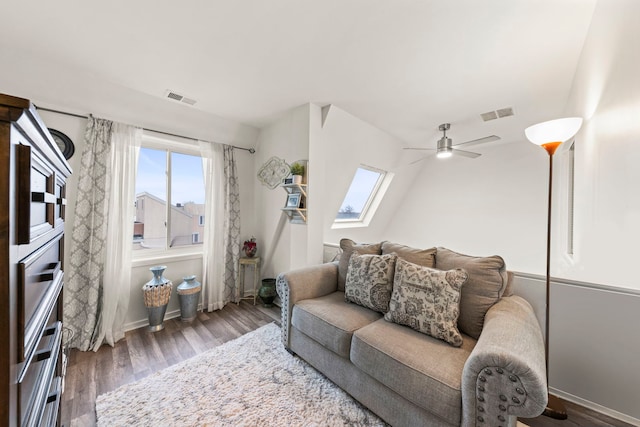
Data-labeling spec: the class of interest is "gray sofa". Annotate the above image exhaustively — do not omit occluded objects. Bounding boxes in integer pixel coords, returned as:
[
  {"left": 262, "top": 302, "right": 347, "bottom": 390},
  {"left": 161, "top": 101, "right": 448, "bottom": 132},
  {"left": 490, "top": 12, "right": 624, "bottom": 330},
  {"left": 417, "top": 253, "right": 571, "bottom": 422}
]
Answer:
[{"left": 276, "top": 241, "right": 548, "bottom": 427}]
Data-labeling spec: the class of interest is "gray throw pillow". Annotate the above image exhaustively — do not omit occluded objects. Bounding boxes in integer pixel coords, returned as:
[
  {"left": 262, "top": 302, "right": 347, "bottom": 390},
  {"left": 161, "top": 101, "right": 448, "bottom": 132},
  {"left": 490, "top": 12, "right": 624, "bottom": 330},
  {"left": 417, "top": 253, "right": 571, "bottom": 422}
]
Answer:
[
  {"left": 345, "top": 253, "right": 398, "bottom": 313},
  {"left": 338, "top": 238, "right": 383, "bottom": 291},
  {"left": 435, "top": 247, "right": 509, "bottom": 339},
  {"left": 381, "top": 242, "right": 436, "bottom": 267},
  {"left": 385, "top": 258, "right": 468, "bottom": 347}
]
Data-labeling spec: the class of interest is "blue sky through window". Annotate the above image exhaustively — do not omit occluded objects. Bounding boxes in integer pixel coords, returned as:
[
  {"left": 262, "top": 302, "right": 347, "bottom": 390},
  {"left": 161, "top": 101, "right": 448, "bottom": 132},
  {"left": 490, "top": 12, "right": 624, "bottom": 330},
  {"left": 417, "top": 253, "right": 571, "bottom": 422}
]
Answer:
[
  {"left": 136, "top": 148, "right": 205, "bottom": 205},
  {"left": 171, "top": 152, "right": 205, "bottom": 205}
]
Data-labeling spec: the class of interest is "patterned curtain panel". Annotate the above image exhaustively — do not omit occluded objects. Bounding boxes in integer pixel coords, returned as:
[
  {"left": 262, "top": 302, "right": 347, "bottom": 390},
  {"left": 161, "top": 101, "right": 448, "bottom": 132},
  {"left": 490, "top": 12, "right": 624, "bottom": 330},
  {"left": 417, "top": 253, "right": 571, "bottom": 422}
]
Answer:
[
  {"left": 200, "top": 142, "right": 241, "bottom": 311},
  {"left": 64, "top": 116, "right": 113, "bottom": 351},
  {"left": 223, "top": 145, "right": 240, "bottom": 302}
]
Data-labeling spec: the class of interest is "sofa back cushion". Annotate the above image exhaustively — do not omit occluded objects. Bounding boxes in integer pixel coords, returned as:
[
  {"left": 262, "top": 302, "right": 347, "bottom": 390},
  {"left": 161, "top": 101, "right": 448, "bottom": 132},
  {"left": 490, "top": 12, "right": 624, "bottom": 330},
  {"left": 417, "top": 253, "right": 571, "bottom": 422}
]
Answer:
[
  {"left": 384, "top": 258, "right": 468, "bottom": 347},
  {"left": 338, "top": 238, "right": 383, "bottom": 291},
  {"left": 381, "top": 242, "right": 436, "bottom": 267},
  {"left": 345, "top": 253, "right": 397, "bottom": 313},
  {"left": 435, "top": 247, "right": 509, "bottom": 339}
]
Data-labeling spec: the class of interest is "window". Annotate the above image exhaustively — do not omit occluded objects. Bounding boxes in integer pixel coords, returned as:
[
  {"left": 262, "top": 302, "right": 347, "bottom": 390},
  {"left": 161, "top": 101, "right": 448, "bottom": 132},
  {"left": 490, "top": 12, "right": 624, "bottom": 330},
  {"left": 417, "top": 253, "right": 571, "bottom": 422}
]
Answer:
[
  {"left": 134, "top": 145, "right": 205, "bottom": 252},
  {"left": 335, "top": 166, "right": 388, "bottom": 224},
  {"left": 566, "top": 142, "right": 575, "bottom": 255}
]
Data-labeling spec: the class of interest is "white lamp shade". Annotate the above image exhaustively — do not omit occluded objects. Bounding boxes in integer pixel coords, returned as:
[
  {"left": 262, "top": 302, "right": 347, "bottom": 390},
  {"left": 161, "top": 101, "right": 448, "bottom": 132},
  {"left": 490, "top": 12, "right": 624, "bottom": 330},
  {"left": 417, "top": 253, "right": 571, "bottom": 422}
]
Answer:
[
  {"left": 525, "top": 117, "right": 583, "bottom": 145},
  {"left": 436, "top": 150, "right": 452, "bottom": 159}
]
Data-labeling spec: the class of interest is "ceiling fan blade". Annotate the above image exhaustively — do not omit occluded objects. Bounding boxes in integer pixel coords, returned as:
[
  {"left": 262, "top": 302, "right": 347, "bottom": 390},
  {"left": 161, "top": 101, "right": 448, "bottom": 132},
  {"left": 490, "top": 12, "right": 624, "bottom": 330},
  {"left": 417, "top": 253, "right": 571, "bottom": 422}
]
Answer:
[
  {"left": 452, "top": 135, "right": 500, "bottom": 148},
  {"left": 452, "top": 149, "right": 481, "bottom": 158},
  {"left": 409, "top": 153, "right": 435, "bottom": 165},
  {"left": 403, "top": 147, "right": 436, "bottom": 151}
]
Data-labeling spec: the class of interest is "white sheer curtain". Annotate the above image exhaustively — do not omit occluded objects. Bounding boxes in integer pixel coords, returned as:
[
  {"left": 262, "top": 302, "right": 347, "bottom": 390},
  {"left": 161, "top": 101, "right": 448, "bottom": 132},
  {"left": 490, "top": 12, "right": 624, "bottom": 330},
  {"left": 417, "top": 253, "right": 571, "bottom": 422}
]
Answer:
[
  {"left": 95, "top": 123, "right": 142, "bottom": 348},
  {"left": 200, "top": 141, "right": 227, "bottom": 310},
  {"left": 199, "top": 142, "right": 241, "bottom": 311}
]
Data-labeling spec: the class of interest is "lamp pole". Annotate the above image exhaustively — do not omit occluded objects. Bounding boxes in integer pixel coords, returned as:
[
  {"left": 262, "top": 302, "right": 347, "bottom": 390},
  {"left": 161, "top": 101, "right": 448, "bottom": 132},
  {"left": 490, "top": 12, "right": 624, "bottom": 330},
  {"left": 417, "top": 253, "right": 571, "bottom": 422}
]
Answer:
[
  {"left": 541, "top": 142, "right": 567, "bottom": 420},
  {"left": 525, "top": 117, "right": 582, "bottom": 421}
]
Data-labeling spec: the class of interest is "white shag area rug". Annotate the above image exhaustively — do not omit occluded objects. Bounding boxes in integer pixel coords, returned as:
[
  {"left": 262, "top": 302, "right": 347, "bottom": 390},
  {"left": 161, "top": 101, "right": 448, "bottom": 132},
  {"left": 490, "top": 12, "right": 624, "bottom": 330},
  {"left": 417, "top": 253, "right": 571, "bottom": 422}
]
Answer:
[{"left": 95, "top": 323, "right": 386, "bottom": 426}]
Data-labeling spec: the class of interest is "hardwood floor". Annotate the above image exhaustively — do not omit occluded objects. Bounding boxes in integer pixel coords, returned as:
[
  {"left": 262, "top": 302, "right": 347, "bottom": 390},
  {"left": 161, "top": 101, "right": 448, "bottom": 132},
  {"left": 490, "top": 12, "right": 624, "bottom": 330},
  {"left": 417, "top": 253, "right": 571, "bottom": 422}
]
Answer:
[
  {"left": 60, "top": 302, "right": 633, "bottom": 427},
  {"left": 522, "top": 401, "right": 635, "bottom": 427}
]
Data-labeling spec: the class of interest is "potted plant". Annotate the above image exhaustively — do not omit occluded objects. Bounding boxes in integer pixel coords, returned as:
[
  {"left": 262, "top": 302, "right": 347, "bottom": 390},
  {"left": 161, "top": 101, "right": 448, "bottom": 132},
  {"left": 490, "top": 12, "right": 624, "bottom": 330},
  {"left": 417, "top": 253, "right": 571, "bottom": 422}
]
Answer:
[
  {"left": 290, "top": 162, "right": 305, "bottom": 184},
  {"left": 243, "top": 237, "right": 257, "bottom": 258}
]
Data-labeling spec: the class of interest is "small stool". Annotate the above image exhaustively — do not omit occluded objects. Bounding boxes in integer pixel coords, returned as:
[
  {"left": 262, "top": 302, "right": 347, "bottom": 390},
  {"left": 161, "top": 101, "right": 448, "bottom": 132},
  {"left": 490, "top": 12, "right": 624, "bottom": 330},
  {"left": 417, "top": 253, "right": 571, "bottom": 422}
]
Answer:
[{"left": 237, "top": 257, "right": 261, "bottom": 304}]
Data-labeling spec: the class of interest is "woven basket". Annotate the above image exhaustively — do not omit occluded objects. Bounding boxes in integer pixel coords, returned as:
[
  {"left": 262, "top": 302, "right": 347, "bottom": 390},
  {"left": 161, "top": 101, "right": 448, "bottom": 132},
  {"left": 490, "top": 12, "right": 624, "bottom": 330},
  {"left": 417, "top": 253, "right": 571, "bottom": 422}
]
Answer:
[{"left": 142, "top": 282, "right": 173, "bottom": 307}]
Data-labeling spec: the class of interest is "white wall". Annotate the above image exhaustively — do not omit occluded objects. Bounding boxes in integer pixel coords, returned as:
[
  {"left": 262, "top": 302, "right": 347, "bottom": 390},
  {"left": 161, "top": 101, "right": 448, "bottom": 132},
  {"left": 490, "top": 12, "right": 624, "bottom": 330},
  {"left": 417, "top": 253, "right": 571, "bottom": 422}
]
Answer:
[
  {"left": 558, "top": 0, "right": 640, "bottom": 290},
  {"left": 384, "top": 136, "right": 548, "bottom": 274},
  {"left": 254, "top": 104, "right": 314, "bottom": 279},
  {"left": 320, "top": 105, "right": 424, "bottom": 245}
]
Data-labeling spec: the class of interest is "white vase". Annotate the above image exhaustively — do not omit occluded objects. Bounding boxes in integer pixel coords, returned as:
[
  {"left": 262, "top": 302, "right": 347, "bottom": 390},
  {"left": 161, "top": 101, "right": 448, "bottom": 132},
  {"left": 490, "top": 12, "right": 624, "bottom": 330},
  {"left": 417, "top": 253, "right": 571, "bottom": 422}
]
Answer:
[{"left": 293, "top": 175, "right": 303, "bottom": 185}]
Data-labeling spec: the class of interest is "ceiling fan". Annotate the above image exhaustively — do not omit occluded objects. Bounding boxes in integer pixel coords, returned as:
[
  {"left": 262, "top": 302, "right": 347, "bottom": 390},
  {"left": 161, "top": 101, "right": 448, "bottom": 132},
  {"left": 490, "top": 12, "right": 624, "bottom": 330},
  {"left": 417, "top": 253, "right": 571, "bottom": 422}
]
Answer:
[{"left": 405, "top": 123, "right": 500, "bottom": 160}]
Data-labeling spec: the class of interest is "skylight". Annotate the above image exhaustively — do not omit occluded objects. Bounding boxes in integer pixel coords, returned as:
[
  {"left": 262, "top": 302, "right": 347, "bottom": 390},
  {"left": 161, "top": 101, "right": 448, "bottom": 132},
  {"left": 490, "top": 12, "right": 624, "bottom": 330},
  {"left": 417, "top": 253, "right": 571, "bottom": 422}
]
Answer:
[{"left": 335, "top": 166, "right": 387, "bottom": 224}]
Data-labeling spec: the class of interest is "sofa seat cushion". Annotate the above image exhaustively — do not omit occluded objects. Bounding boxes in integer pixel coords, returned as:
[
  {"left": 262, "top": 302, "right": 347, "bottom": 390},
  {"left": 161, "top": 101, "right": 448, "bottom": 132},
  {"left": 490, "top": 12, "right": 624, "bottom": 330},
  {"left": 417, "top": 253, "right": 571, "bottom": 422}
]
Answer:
[
  {"left": 351, "top": 319, "right": 476, "bottom": 426},
  {"left": 292, "top": 291, "right": 382, "bottom": 358}
]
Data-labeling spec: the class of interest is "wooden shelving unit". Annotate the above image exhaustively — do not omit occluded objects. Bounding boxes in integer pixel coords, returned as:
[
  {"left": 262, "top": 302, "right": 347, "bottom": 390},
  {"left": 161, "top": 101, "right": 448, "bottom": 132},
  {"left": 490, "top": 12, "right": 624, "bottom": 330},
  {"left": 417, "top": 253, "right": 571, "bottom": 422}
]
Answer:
[{"left": 281, "top": 183, "right": 307, "bottom": 224}]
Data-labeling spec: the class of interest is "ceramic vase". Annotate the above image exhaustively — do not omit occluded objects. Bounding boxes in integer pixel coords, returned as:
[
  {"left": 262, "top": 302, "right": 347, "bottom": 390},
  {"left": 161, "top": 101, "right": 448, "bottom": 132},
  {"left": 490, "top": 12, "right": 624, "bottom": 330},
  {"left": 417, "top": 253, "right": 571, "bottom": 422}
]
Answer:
[
  {"left": 258, "top": 278, "right": 277, "bottom": 307},
  {"left": 244, "top": 241, "right": 257, "bottom": 258}
]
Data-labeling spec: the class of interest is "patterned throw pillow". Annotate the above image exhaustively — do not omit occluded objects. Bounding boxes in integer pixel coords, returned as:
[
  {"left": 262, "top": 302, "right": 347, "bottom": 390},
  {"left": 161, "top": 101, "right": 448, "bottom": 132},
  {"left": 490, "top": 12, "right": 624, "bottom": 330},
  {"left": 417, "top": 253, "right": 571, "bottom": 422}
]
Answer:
[
  {"left": 384, "top": 258, "right": 468, "bottom": 347},
  {"left": 338, "top": 239, "right": 383, "bottom": 291},
  {"left": 345, "top": 253, "right": 398, "bottom": 313}
]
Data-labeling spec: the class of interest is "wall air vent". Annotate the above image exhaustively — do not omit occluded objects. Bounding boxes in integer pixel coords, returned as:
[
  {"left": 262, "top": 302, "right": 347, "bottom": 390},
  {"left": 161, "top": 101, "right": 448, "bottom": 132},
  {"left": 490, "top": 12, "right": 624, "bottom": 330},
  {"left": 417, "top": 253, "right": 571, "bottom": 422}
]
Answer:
[
  {"left": 481, "top": 107, "right": 514, "bottom": 121},
  {"left": 164, "top": 90, "right": 197, "bottom": 106}
]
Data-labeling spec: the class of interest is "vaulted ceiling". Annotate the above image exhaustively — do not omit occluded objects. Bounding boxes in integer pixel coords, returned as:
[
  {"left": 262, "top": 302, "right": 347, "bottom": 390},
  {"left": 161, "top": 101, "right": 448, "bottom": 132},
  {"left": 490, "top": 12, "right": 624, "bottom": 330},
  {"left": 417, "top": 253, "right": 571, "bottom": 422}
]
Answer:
[{"left": 0, "top": 0, "right": 596, "bottom": 149}]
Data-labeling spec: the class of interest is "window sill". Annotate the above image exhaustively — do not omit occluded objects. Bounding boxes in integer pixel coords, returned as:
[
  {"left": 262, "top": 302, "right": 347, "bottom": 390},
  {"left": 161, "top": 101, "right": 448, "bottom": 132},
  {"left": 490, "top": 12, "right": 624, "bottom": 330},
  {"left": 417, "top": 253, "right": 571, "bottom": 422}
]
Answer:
[
  {"left": 331, "top": 221, "right": 368, "bottom": 229},
  {"left": 131, "top": 249, "right": 203, "bottom": 268}
]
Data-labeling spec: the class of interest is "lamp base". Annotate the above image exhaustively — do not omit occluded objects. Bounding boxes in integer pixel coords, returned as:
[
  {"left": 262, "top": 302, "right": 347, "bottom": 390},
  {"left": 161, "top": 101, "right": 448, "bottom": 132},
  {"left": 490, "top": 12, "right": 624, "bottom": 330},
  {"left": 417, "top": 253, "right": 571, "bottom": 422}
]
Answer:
[{"left": 543, "top": 394, "right": 568, "bottom": 420}]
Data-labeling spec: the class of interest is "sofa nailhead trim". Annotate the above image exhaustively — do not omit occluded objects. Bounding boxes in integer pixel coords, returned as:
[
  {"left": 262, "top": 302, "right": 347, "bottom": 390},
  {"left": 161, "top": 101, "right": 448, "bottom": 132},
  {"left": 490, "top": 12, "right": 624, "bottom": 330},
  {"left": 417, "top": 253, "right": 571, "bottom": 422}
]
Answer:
[
  {"left": 474, "top": 367, "right": 528, "bottom": 426},
  {"left": 276, "top": 274, "right": 290, "bottom": 347}
]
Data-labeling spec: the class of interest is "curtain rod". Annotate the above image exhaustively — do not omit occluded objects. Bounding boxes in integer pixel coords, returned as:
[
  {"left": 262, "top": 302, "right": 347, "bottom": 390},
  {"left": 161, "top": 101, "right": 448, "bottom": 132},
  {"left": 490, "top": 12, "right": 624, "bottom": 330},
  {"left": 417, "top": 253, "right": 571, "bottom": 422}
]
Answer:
[{"left": 35, "top": 105, "right": 256, "bottom": 154}]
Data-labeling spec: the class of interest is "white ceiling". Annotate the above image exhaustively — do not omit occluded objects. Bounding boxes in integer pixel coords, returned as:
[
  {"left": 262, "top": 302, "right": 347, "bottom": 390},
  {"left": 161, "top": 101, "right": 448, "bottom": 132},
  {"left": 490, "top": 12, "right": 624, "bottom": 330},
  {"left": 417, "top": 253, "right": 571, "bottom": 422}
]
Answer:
[{"left": 0, "top": 0, "right": 596, "bottom": 148}]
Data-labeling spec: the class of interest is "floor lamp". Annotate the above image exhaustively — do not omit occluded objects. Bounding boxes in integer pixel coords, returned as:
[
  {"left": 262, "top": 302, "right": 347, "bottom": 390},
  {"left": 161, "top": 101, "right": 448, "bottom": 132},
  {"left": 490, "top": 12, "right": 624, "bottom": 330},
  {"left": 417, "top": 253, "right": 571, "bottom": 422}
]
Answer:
[{"left": 524, "top": 117, "right": 583, "bottom": 420}]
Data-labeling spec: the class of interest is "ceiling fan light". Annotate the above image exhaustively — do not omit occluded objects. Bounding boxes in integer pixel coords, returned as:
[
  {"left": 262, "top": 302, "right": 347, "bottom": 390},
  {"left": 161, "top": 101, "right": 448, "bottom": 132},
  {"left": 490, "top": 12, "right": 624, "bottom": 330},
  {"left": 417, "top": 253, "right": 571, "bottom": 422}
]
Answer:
[
  {"left": 437, "top": 150, "right": 453, "bottom": 159},
  {"left": 525, "top": 117, "right": 583, "bottom": 146}
]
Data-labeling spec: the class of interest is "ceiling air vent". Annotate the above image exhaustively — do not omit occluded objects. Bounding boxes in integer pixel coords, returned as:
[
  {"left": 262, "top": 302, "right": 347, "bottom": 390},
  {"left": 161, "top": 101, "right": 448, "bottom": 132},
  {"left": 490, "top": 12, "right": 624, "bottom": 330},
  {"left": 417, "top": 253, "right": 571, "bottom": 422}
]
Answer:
[
  {"left": 496, "top": 107, "right": 514, "bottom": 118},
  {"left": 480, "top": 111, "right": 498, "bottom": 121},
  {"left": 164, "top": 90, "right": 197, "bottom": 106},
  {"left": 481, "top": 107, "right": 514, "bottom": 121}
]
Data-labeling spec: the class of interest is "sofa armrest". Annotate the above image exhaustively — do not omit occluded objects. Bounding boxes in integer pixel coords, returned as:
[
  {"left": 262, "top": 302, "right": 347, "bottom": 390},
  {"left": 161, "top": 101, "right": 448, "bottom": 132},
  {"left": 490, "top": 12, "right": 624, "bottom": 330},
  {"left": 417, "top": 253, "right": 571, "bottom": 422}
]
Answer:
[
  {"left": 461, "top": 295, "right": 548, "bottom": 427},
  {"left": 276, "top": 262, "right": 339, "bottom": 348}
]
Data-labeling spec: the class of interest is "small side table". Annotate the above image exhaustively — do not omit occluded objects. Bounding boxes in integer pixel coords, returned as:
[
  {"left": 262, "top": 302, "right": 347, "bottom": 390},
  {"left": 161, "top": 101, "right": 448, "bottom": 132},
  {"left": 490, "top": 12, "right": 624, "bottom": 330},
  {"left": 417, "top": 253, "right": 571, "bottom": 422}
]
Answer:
[{"left": 237, "top": 257, "right": 261, "bottom": 305}]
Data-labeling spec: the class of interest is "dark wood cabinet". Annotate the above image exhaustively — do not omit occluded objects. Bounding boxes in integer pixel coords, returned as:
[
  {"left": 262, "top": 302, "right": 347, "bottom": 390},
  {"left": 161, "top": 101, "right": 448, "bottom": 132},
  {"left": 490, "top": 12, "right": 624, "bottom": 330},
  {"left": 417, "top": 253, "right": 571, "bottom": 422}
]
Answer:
[{"left": 1, "top": 94, "right": 72, "bottom": 427}]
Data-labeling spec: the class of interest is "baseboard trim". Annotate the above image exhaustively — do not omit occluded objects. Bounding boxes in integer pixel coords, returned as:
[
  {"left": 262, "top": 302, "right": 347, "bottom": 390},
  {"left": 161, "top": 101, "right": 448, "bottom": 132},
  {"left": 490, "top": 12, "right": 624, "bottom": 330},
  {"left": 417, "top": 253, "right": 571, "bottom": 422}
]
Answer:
[{"left": 550, "top": 387, "right": 640, "bottom": 426}]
